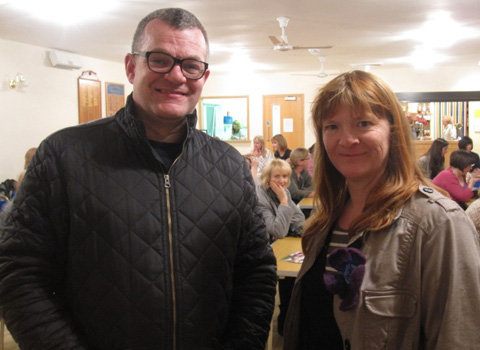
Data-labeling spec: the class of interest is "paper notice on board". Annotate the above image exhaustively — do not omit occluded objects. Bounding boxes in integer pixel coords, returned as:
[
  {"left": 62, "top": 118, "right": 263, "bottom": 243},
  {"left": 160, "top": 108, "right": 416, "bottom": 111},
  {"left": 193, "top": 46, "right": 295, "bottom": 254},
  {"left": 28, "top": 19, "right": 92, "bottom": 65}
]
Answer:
[
  {"left": 475, "top": 110, "right": 480, "bottom": 132},
  {"left": 283, "top": 118, "right": 294, "bottom": 132},
  {"left": 272, "top": 105, "right": 281, "bottom": 135}
]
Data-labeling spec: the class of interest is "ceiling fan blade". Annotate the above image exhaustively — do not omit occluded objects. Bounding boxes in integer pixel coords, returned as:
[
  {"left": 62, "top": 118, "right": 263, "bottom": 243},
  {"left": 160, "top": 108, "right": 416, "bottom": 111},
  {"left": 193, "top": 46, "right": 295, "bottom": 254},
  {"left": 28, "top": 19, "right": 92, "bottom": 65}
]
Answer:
[
  {"left": 290, "top": 45, "right": 333, "bottom": 50},
  {"left": 269, "top": 35, "right": 286, "bottom": 45}
]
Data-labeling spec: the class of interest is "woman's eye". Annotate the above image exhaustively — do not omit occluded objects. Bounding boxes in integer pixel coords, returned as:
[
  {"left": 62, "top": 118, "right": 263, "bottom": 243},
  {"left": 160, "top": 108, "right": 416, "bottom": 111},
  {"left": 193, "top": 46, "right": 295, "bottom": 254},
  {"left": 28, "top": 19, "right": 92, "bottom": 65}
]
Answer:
[
  {"left": 324, "top": 124, "right": 337, "bottom": 131},
  {"left": 358, "top": 120, "right": 372, "bottom": 127}
]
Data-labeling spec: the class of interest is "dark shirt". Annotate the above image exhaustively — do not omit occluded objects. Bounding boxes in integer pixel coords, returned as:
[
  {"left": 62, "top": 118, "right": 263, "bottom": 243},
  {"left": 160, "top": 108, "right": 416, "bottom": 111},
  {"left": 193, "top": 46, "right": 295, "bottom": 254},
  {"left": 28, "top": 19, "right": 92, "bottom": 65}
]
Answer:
[
  {"left": 299, "top": 231, "right": 343, "bottom": 350},
  {"left": 274, "top": 149, "right": 291, "bottom": 161},
  {"left": 149, "top": 140, "right": 183, "bottom": 171}
]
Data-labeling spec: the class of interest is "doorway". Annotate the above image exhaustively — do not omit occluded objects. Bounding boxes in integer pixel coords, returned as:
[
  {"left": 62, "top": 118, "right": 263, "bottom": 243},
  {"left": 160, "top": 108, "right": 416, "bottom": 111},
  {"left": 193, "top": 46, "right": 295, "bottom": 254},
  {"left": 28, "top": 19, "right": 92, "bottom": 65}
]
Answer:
[{"left": 262, "top": 94, "right": 305, "bottom": 153}]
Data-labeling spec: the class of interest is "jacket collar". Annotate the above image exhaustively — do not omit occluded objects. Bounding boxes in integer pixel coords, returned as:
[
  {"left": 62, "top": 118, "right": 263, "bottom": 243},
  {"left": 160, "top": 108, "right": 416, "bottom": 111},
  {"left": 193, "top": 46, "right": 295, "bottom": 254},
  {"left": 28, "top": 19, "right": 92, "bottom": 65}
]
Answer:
[{"left": 117, "top": 93, "right": 198, "bottom": 142}]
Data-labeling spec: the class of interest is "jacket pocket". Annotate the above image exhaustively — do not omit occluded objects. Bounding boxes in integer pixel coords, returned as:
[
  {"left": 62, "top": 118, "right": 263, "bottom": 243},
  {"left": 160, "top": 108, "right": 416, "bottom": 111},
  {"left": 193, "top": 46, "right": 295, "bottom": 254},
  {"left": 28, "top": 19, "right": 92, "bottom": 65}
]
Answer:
[{"left": 363, "top": 290, "right": 417, "bottom": 349}]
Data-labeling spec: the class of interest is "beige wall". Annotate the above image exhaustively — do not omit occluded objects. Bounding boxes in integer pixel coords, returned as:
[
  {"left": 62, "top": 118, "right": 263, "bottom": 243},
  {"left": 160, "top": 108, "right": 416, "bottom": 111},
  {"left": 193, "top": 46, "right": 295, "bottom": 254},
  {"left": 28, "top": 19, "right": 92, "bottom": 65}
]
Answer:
[{"left": 2, "top": 38, "right": 480, "bottom": 181}]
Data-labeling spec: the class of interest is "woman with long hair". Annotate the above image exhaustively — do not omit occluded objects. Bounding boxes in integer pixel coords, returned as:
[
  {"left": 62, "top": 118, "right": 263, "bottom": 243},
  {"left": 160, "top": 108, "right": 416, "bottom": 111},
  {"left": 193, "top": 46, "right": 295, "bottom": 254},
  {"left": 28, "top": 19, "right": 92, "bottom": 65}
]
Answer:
[
  {"left": 417, "top": 137, "right": 449, "bottom": 179},
  {"left": 284, "top": 71, "right": 480, "bottom": 349},
  {"left": 251, "top": 135, "right": 272, "bottom": 175},
  {"left": 272, "top": 134, "right": 291, "bottom": 161}
]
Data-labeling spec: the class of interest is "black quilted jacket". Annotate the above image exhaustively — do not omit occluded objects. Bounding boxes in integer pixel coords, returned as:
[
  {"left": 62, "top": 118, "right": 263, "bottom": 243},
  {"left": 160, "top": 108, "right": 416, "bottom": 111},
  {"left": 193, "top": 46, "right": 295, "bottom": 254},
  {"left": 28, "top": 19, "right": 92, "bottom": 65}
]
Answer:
[{"left": 0, "top": 95, "right": 277, "bottom": 349}]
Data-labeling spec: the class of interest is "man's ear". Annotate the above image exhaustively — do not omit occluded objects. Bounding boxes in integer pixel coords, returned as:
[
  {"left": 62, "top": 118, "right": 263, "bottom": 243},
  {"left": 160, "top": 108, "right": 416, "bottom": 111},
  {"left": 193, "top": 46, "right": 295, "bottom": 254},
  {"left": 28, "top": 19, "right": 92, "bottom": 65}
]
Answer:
[{"left": 125, "top": 53, "right": 136, "bottom": 84}]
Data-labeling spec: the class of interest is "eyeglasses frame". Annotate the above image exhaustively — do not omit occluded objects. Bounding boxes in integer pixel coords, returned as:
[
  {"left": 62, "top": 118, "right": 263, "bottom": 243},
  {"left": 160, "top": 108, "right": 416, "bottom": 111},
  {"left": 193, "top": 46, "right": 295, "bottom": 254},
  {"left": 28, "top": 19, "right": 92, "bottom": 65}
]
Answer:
[{"left": 133, "top": 51, "right": 209, "bottom": 80}]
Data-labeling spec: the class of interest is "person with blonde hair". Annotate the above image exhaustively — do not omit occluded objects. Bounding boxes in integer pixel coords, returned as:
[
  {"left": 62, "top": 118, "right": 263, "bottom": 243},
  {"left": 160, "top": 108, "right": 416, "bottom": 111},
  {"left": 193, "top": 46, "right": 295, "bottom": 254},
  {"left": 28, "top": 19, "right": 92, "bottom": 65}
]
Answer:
[
  {"left": 257, "top": 159, "right": 304, "bottom": 241},
  {"left": 251, "top": 135, "right": 272, "bottom": 174},
  {"left": 288, "top": 148, "right": 314, "bottom": 204},
  {"left": 442, "top": 115, "right": 457, "bottom": 140},
  {"left": 272, "top": 134, "right": 291, "bottom": 161},
  {"left": 284, "top": 71, "right": 480, "bottom": 349},
  {"left": 256, "top": 158, "right": 305, "bottom": 336}
]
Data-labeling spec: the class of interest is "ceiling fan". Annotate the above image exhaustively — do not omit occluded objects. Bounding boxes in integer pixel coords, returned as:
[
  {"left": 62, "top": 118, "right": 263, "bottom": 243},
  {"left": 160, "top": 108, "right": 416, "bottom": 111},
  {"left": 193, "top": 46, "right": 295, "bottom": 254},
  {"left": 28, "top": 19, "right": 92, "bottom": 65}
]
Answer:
[{"left": 269, "top": 17, "right": 333, "bottom": 52}]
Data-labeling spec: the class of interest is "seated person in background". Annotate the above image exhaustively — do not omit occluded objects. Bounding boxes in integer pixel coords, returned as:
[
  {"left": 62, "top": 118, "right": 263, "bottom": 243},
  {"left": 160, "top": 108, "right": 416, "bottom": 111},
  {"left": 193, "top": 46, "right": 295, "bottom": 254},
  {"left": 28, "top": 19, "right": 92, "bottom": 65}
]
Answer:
[
  {"left": 256, "top": 159, "right": 305, "bottom": 241},
  {"left": 1, "top": 147, "right": 37, "bottom": 219},
  {"left": 288, "top": 148, "right": 314, "bottom": 204},
  {"left": 466, "top": 198, "right": 480, "bottom": 238},
  {"left": 251, "top": 135, "right": 273, "bottom": 175},
  {"left": 15, "top": 147, "right": 37, "bottom": 191},
  {"left": 458, "top": 136, "right": 480, "bottom": 170},
  {"left": 417, "top": 138, "right": 448, "bottom": 179},
  {"left": 433, "top": 149, "right": 480, "bottom": 209},
  {"left": 256, "top": 159, "right": 305, "bottom": 337},
  {"left": 272, "top": 134, "right": 291, "bottom": 161}
]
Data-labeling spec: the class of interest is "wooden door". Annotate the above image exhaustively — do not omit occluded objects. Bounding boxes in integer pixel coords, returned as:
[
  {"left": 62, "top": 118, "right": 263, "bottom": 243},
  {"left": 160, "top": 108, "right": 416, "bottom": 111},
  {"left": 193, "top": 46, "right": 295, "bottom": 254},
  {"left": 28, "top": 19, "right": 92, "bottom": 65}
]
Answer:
[{"left": 262, "top": 94, "right": 305, "bottom": 153}]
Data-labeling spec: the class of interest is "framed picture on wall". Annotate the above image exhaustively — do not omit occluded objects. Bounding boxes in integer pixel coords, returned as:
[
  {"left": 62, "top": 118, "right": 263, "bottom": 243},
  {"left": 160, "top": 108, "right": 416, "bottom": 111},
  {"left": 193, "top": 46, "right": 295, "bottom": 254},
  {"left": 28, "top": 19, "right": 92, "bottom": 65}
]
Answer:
[
  {"left": 78, "top": 70, "right": 101, "bottom": 124},
  {"left": 105, "top": 82, "right": 125, "bottom": 117}
]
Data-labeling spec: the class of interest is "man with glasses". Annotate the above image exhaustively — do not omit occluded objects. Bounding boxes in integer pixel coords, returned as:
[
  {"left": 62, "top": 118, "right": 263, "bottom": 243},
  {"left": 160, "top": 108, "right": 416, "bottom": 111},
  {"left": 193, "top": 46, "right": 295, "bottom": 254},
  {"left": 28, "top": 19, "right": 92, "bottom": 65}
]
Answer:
[{"left": 0, "top": 8, "right": 276, "bottom": 350}]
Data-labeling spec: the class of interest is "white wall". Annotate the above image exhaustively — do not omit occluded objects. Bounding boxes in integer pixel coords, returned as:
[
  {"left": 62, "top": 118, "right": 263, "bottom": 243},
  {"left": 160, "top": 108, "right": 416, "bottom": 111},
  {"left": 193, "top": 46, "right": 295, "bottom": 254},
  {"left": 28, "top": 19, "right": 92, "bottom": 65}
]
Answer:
[
  {"left": 0, "top": 39, "right": 132, "bottom": 181},
  {"left": 2, "top": 38, "right": 480, "bottom": 181}
]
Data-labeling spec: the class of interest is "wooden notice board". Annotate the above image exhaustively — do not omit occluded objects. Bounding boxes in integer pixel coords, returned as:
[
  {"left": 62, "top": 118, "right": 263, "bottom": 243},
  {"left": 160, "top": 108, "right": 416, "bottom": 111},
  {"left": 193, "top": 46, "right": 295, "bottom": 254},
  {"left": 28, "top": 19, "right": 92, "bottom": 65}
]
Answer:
[
  {"left": 78, "top": 71, "right": 102, "bottom": 124},
  {"left": 105, "top": 82, "right": 125, "bottom": 117}
]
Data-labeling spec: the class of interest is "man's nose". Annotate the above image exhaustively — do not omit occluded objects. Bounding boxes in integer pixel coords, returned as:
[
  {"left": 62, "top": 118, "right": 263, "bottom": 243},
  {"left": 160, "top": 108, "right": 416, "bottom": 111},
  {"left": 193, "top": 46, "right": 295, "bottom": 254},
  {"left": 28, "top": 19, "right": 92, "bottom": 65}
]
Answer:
[{"left": 164, "top": 63, "right": 186, "bottom": 83}]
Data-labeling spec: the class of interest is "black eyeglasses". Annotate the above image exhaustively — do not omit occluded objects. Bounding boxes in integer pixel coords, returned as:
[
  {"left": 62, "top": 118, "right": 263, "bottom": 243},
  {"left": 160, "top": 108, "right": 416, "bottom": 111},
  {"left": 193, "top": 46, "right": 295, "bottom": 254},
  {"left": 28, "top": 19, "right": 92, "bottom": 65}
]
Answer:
[{"left": 133, "top": 51, "right": 209, "bottom": 80}]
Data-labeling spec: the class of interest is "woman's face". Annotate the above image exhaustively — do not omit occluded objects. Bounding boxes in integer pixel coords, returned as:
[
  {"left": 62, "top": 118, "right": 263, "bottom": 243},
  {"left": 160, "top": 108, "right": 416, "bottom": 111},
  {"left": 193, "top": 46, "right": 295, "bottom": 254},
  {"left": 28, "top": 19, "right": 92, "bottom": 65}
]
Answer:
[
  {"left": 272, "top": 140, "right": 279, "bottom": 151},
  {"left": 322, "top": 106, "right": 391, "bottom": 186},
  {"left": 269, "top": 167, "right": 290, "bottom": 189},
  {"left": 442, "top": 146, "right": 449, "bottom": 156},
  {"left": 296, "top": 154, "right": 311, "bottom": 170},
  {"left": 467, "top": 144, "right": 473, "bottom": 152},
  {"left": 254, "top": 140, "right": 262, "bottom": 150}
]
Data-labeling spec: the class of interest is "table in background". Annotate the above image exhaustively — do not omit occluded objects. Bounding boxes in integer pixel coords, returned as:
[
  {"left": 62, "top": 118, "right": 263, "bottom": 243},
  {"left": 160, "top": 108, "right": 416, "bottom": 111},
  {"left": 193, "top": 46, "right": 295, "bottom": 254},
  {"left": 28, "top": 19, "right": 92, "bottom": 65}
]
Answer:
[
  {"left": 271, "top": 237, "right": 302, "bottom": 277},
  {"left": 298, "top": 197, "right": 314, "bottom": 218},
  {"left": 266, "top": 237, "right": 302, "bottom": 350}
]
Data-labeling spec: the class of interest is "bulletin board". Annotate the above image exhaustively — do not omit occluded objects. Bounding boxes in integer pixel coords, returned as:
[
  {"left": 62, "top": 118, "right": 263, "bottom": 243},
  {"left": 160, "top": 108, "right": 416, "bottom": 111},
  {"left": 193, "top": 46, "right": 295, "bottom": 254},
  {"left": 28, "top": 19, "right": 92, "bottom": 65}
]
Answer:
[
  {"left": 105, "top": 82, "right": 125, "bottom": 117},
  {"left": 78, "top": 71, "right": 101, "bottom": 124}
]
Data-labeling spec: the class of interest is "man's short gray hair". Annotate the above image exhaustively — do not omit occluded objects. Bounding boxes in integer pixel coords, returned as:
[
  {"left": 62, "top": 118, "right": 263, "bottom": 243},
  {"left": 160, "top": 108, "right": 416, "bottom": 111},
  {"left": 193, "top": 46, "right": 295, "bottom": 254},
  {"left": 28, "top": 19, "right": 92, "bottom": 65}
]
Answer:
[{"left": 131, "top": 8, "right": 209, "bottom": 59}]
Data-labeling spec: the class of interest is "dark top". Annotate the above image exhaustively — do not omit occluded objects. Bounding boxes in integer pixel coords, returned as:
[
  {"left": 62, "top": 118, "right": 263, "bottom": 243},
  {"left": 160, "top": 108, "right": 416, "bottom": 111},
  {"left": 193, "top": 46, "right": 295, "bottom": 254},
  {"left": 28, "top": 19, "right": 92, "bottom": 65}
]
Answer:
[
  {"left": 149, "top": 140, "right": 183, "bottom": 171},
  {"left": 299, "top": 231, "right": 343, "bottom": 350},
  {"left": 274, "top": 149, "right": 291, "bottom": 161}
]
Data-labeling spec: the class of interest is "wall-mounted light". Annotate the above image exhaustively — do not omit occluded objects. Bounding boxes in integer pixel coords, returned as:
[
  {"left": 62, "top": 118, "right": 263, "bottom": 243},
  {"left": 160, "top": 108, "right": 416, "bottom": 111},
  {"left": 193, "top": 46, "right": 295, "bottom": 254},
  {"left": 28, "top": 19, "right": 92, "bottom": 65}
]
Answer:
[{"left": 9, "top": 73, "right": 26, "bottom": 89}]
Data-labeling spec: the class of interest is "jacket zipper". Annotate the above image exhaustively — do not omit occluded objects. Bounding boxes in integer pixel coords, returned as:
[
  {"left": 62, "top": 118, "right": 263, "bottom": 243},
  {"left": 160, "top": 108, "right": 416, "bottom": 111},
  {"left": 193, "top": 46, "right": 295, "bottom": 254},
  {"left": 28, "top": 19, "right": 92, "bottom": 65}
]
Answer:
[
  {"left": 163, "top": 126, "right": 190, "bottom": 350},
  {"left": 164, "top": 174, "right": 176, "bottom": 350}
]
